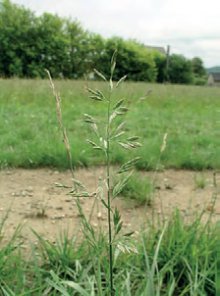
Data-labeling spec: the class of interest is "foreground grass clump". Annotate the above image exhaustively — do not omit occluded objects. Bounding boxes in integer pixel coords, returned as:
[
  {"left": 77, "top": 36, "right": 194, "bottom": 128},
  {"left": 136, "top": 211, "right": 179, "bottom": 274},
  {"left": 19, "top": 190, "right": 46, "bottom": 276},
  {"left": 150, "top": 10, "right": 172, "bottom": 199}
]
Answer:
[
  {"left": 0, "top": 78, "right": 220, "bottom": 170},
  {"left": 0, "top": 211, "right": 219, "bottom": 295}
]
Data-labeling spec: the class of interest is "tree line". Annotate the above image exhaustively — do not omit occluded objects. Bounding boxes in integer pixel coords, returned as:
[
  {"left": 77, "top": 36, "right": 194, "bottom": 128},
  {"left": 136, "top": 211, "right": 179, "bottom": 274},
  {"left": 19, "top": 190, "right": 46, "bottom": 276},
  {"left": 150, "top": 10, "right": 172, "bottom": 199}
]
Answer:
[{"left": 0, "top": 0, "right": 207, "bottom": 84}]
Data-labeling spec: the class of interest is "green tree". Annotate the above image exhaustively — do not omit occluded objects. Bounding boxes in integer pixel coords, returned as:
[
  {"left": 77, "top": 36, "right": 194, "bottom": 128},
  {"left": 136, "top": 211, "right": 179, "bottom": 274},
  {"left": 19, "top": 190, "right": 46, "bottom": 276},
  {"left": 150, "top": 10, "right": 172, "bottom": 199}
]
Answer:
[
  {"left": 150, "top": 50, "right": 166, "bottom": 82},
  {"left": 31, "top": 13, "right": 69, "bottom": 78},
  {"left": 95, "top": 37, "right": 157, "bottom": 82},
  {"left": 168, "top": 54, "right": 193, "bottom": 84},
  {"left": 0, "top": 0, "right": 87, "bottom": 78},
  {"left": 0, "top": 0, "right": 207, "bottom": 83},
  {"left": 191, "top": 57, "right": 207, "bottom": 85},
  {"left": 64, "top": 19, "right": 89, "bottom": 78},
  {"left": 84, "top": 33, "right": 106, "bottom": 76},
  {"left": 0, "top": 0, "right": 35, "bottom": 77},
  {"left": 191, "top": 57, "right": 206, "bottom": 77}
]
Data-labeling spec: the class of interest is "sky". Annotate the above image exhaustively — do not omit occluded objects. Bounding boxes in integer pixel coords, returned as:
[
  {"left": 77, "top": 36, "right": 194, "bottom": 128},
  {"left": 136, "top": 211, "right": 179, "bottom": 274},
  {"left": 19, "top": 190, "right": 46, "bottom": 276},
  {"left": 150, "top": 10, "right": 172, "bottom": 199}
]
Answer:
[{"left": 13, "top": 0, "right": 220, "bottom": 67}]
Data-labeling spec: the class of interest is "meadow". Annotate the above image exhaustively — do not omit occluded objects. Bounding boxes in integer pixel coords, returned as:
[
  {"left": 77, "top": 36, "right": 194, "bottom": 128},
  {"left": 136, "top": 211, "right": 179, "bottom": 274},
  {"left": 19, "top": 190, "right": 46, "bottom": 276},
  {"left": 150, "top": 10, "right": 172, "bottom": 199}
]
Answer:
[
  {"left": 0, "top": 78, "right": 220, "bottom": 295},
  {"left": 0, "top": 79, "right": 220, "bottom": 170}
]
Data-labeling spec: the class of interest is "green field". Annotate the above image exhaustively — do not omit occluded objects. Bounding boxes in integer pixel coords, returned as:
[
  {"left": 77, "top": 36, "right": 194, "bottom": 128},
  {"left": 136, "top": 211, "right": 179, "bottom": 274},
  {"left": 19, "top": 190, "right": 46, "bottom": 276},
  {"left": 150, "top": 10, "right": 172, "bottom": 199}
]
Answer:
[{"left": 1, "top": 79, "right": 220, "bottom": 170}]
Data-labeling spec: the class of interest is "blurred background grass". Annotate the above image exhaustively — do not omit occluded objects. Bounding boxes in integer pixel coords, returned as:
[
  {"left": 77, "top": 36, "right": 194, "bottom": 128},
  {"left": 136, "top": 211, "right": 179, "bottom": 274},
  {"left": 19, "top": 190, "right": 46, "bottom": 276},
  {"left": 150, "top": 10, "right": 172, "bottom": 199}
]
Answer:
[{"left": 0, "top": 78, "right": 219, "bottom": 170}]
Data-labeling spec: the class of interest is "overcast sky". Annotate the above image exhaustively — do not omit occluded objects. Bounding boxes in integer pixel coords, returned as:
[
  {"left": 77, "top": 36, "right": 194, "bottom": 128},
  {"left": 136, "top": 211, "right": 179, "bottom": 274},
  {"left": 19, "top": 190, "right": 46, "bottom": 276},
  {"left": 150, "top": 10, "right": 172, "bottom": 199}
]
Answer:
[{"left": 13, "top": 0, "right": 220, "bottom": 67}]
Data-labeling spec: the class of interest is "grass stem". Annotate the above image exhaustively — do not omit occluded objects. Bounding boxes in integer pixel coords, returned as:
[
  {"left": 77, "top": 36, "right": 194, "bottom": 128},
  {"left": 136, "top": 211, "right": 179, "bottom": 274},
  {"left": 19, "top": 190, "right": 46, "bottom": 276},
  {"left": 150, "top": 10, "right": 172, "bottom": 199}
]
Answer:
[{"left": 106, "top": 92, "right": 114, "bottom": 295}]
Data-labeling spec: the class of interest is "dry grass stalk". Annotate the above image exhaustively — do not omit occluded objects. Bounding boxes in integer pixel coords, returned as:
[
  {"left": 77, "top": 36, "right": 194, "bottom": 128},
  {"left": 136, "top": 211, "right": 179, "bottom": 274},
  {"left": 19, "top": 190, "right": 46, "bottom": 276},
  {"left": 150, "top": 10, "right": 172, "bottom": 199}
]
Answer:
[{"left": 46, "top": 70, "right": 74, "bottom": 179}]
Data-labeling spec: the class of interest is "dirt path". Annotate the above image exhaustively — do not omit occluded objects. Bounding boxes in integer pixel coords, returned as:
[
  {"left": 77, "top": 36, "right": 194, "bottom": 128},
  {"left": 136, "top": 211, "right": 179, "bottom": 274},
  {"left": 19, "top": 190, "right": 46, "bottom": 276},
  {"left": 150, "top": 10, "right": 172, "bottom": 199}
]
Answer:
[{"left": 0, "top": 168, "right": 219, "bottom": 248}]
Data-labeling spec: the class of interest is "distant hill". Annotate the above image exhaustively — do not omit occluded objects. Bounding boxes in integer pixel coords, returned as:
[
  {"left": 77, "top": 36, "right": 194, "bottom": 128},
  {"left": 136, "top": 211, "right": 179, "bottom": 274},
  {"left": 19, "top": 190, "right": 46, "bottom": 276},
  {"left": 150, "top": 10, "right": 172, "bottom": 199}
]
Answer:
[{"left": 206, "top": 66, "right": 220, "bottom": 74}]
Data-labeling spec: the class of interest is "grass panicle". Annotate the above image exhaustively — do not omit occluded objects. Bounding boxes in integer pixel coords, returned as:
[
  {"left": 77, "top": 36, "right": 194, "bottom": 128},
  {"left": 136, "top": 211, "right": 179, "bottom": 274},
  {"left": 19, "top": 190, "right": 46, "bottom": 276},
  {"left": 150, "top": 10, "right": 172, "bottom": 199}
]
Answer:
[{"left": 83, "top": 51, "right": 142, "bottom": 295}]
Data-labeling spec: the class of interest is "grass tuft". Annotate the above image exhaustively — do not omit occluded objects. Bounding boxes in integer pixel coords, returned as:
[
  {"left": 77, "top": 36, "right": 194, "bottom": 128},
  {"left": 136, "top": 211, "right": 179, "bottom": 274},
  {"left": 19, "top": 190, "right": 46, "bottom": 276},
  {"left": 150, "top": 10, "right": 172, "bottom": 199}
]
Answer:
[
  {"left": 0, "top": 209, "right": 218, "bottom": 295},
  {"left": 115, "top": 172, "right": 154, "bottom": 205}
]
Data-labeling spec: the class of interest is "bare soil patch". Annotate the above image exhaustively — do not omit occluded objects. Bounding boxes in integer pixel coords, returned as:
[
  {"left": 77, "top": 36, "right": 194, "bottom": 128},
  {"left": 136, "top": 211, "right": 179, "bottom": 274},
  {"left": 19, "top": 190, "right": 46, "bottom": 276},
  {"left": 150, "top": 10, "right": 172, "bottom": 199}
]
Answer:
[{"left": 0, "top": 168, "right": 220, "bottom": 248}]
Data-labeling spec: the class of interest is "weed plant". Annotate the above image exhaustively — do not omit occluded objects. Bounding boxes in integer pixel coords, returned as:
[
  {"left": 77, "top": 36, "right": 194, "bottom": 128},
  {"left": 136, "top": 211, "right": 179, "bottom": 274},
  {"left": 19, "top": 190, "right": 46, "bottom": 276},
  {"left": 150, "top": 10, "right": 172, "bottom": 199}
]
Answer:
[
  {"left": 48, "top": 52, "right": 143, "bottom": 295},
  {"left": 83, "top": 53, "right": 144, "bottom": 294}
]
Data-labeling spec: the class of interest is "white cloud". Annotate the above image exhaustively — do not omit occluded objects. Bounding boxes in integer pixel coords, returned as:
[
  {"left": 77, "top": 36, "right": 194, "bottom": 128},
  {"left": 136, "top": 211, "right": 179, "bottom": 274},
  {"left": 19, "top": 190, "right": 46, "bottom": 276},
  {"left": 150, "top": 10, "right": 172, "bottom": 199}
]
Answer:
[{"left": 12, "top": 0, "right": 220, "bottom": 67}]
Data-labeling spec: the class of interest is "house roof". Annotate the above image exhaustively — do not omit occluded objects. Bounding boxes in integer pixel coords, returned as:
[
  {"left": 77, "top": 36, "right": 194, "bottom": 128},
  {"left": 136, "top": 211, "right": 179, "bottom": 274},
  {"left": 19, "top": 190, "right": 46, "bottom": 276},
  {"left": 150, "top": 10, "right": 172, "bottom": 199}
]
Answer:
[
  {"left": 145, "top": 46, "right": 166, "bottom": 55},
  {"left": 209, "top": 72, "right": 220, "bottom": 82}
]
